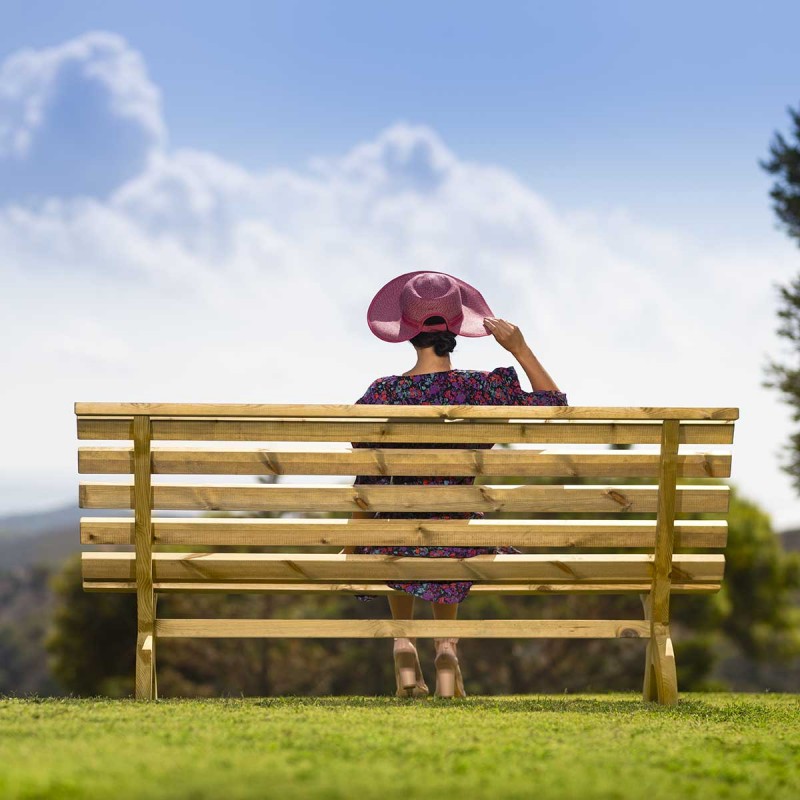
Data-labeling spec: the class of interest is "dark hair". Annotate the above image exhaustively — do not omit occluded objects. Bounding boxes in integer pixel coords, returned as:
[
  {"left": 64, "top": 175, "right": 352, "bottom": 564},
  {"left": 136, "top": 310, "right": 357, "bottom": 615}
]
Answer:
[{"left": 409, "top": 316, "right": 457, "bottom": 357}]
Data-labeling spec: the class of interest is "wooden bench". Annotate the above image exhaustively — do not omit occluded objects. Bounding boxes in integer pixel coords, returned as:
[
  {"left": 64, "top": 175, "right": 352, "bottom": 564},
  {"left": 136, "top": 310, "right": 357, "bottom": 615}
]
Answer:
[{"left": 75, "top": 402, "right": 737, "bottom": 704}]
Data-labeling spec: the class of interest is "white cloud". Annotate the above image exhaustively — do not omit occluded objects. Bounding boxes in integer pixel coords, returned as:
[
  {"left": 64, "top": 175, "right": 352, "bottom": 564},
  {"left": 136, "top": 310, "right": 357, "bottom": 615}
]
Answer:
[
  {"left": 0, "top": 31, "right": 165, "bottom": 203},
  {"left": 38, "top": 320, "right": 133, "bottom": 364},
  {"left": 0, "top": 30, "right": 164, "bottom": 160},
  {"left": 0, "top": 34, "right": 798, "bottom": 529}
]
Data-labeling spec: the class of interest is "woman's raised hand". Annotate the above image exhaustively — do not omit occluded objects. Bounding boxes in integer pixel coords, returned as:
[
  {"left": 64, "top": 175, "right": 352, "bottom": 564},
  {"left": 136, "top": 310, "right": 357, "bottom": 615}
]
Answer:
[{"left": 483, "top": 317, "right": 527, "bottom": 356}]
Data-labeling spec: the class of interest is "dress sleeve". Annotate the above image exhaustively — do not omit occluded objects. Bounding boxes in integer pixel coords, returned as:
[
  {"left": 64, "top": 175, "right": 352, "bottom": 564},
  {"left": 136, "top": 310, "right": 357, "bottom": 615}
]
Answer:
[
  {"left": 485, "top": 365, "right": 568, "bottom": 406},
  {"left": 351, "top": 378, "right": 391, "bottom": 486}
]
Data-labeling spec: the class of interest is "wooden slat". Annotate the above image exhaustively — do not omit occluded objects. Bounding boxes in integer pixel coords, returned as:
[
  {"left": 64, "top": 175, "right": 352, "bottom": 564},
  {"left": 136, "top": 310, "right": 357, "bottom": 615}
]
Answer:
[
  {"left": 153, "top": 618, "right": 654, "bottom": 638},
  {"left": 83, "top": 580, "right": 723, "bottom": 595},
  {"left": 78, "top": 446, "right": 733, "bottom": 478},
  {"left": 79, "top": 482, "right": 730, "bottom": 513},
  {"left": 80, "top": 517, "right": 729, "bottom": 548},
  {"left": 75, "top": 402, "right": 739, "bottom": 421},
  {"left": 81, "top": 552, "right": 726, "bottom": 583},
  {"left": 77, "top": 418, "right": 734, "bottom": 445}
]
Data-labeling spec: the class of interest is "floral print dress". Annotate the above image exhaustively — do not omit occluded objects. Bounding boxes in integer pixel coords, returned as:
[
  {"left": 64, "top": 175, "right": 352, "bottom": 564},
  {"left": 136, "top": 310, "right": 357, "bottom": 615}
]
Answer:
[{"left": 351, "top": 366, "right": 568, "bottom": 604}]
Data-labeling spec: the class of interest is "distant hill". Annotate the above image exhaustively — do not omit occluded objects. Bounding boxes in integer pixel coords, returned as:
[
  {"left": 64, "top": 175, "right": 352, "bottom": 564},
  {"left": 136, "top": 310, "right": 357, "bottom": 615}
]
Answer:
[
  {"left": 0, "top": 503, "right": 192, "bottom": 570},
  {"left": 0, "top": 503, "right": 119, "bottom": 541},
  {"left": 0, "top": 504, "right": 120, "bottom": 569}
]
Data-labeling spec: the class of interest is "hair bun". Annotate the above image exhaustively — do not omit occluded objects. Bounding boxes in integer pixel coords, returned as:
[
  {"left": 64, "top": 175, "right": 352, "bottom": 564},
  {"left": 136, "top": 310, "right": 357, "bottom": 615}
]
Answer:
[
  {"left": 408, "top": 315, "right": 457, "bottom": 356},
  {"left": 432, "top": 331, "right": 456, "bottom": 357}
]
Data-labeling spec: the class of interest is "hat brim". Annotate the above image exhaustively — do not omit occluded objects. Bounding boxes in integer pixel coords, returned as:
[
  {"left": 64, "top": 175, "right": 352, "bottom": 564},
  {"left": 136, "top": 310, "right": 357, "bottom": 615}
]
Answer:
[{"left": 367, "top": 271, "right": 495, "bottom": 343}]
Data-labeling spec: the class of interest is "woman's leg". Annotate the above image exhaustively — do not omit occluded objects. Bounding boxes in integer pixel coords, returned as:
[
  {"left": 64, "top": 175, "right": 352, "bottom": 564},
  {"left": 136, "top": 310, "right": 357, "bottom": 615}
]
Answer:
[
  {"left": 389, "top": 593, "right": 415, "bottom": 640},
  {"left": 389, "top": 594, "right": 427, "bottom": 695},
  {"left": 432, "top": 600, "right": 465, "bottom": 697},
  {"left": 432, "top": 599, "right": 458, "bottom": 621},
  {"left": 432, "top": 598, "right": 459, "bottom": 657}
]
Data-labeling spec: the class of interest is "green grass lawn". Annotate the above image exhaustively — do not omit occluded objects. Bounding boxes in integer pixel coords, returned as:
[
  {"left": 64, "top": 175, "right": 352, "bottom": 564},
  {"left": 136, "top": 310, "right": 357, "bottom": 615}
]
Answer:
[{"left": 1, "top": 694, "right": 798, "bottom": 799}]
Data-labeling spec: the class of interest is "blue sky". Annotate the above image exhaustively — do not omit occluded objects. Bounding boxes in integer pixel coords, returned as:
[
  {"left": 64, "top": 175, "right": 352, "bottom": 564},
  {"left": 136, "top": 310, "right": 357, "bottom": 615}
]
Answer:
[
  {"left": 3, "top": 1, "right": 799, "bottom": 239},
  {"left": 1, "top": 2, "right": 799, "bottom": 528}
]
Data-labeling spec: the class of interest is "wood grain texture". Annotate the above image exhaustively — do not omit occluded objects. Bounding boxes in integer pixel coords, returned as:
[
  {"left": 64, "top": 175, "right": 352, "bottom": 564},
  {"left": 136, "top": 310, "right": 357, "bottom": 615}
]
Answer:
[
  {"left": 75, "top": 401, "right": 737, "bottom": 701},
  {"left": 78, "top": 445, "right": 733, "bottom": 478},
  {"left": 75, "top": 402, "right": 739, "bottom": 420},
  {"left": 645, "top": 420, "right": 682, "bottom": 705},
  {"left": 83, "top": 580, "right": 723, "bottom": 594},
  {"left": 80, "top": 516, "right": 729, "bottom": 548},
  {"left": 77, "top": 417, "right": 735, "bottom": 445},
  {"left": 641, "top": 593, "right": 657, "bottom": 701},
  {"left": 651, "top": 631, "right": 679, "bottom": 705},
  {"left": 133, "top": 415, "right": 154, "bottom": 701},
  {"left": 78, "top": 481, "right": 731, "bottom": 513},
  {"left": 135, "top": 632, "right": 153, "bottom": 701},
  {"left": 651, "top": 421, "right": 681, "bottom": 626},
  {"left": 81, "top": 552, "right": 726, "bottom": 583},
  {"left": 153, "top": 618, "right": 654, "bottom": 638}
]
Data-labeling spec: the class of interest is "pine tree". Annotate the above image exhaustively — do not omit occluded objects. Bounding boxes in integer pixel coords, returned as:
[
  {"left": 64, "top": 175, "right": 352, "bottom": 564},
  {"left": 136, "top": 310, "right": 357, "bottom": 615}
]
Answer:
[
  {"left": 761, "top": 103, "right": 800, "bottom": 494},
  {"left": 762, "top": 103, "right": 800, "bottom": 243}
]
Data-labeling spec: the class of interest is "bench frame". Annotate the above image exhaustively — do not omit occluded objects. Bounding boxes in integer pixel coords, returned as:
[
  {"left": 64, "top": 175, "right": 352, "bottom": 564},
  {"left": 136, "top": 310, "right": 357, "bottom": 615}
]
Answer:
[{"left": 75, "top": 403, "right": 737, "bottom": 704}]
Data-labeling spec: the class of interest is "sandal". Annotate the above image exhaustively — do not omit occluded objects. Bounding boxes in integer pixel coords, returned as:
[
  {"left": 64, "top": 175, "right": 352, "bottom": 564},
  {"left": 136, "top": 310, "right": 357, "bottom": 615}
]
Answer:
[
  {"left": 434, "top": 638, "right": 466, "bottom": 698},
  {"left": 393, "top": 638, "right": 429, "bottom": 698}
]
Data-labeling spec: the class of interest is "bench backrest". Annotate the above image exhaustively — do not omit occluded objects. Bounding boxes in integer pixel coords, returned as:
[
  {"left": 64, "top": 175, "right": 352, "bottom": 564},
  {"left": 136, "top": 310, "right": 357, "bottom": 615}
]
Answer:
[{"left": 77, "top": 402, "right": 735, "bottom": 593}]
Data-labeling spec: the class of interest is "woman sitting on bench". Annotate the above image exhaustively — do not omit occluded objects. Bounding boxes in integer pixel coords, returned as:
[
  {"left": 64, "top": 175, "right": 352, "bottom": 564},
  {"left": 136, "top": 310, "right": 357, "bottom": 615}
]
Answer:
[{"left": 347, "top": 271, "right": 568, "bottom": 698}]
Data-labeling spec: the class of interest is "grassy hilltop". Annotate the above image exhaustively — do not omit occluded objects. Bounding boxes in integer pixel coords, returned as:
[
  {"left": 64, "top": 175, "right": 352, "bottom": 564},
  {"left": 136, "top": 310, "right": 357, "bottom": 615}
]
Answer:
[{"left": 1, "top": 693, "right": 798, "bottom": 799}]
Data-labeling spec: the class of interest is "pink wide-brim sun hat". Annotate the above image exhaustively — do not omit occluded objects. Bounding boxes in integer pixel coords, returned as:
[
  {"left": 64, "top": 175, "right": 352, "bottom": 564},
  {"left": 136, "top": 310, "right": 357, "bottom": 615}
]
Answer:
[{"left": 367, "top": 270, "right": 495, "bottom": 343}]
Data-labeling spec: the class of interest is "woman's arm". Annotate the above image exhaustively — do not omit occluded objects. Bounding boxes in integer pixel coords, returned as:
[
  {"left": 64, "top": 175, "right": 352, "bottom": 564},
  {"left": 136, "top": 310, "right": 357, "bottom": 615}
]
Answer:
[
  {"left": 511, "top": 342, "right": 561, "bottom": 392},
  {"left": 483, "top": 317, "right": 561, "bottom": 392}
]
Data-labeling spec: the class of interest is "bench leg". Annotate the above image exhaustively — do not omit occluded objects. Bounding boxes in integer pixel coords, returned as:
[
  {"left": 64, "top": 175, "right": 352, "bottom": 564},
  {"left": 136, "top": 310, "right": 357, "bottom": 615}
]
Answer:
[
  {"left": 152, "top": 633, "right": 158, "bottom": 700},
  {"left": 136, "top": 631, "right": 156, "bottom": 700},
  {"left": 151, "top": 594, "right": 158, "bottom": 700},
  {"left": 643, "top": 638, "right": 658, "bottom": 701},
  {"left": 640, "top": 594, "right": 678, "bottom": 705},
  {"left": 650, "top": 631, "right": 678, "bottom": 705},
  {"left": 640, "top": 594, "right": 656, "bottom": 701}
]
